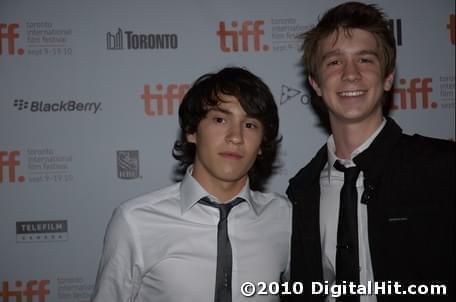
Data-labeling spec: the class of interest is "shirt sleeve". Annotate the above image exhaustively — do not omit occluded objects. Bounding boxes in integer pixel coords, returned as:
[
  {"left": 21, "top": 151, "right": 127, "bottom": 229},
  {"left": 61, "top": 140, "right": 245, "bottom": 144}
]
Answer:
[{"left": 91, "top": 206, "right": 143, "bottom": 302}]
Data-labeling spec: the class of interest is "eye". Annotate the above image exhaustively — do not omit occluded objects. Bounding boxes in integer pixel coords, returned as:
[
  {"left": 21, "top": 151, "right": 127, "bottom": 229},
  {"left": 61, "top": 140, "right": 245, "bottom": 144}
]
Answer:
[
  {"left": 327, "top": 59, "right": 340, "bottom": 66},
  {"left": 245, "top": 121, "right": 260, "bottom": 129},
  {"left": 359, "top": 57, "right": 373, "bottom": 63},
  {"left": 213, "top": 117, "right": 225, "bottom": 124}
]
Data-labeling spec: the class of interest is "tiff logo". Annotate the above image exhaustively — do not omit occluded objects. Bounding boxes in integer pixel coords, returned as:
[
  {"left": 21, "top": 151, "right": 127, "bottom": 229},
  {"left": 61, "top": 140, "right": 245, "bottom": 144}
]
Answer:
[
  {"left": 0, "top": 151, "right": 25, "bottom": 183},
  {"left": 117, "top": 150, "right": 140, "bottom": 179},
  {"left": 216, "top": 20, "right": 269, "bottom": 52},
  {"left": 141, "top": 83, "right": 189, "bottom": 116},
  {"left": 388, "top": 19, "right": 402, "bottom": 46},
  {"left": 0, "top": 23, "right": 24, "bottom": 55},
  {"left": 0, "top": 280, "right": 50, "bottom": 302},
  {"left": 392, "top": 78, "right": 436, "bottom": 110},
  {"left": 106, "top": 28, "right": 123, "bottom": 49},
  {"left": 448, "top": 14, "right": 455, "bottom": 45}
]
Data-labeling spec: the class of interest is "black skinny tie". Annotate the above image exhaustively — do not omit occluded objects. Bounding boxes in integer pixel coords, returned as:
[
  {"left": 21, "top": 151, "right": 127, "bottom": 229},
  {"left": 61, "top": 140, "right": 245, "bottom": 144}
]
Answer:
[
  {"left": 199, "top": 197, "right": 244, "bottom": 302},
  {"left": 334, "top": 161, "right": 361, "bottom": 302}
]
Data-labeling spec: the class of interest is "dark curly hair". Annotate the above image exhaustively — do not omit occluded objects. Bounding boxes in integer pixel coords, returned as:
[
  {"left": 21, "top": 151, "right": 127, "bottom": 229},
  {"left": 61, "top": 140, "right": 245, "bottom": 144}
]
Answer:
[{"left": 172, "top": 67, "right": 281, "bottom": 191}]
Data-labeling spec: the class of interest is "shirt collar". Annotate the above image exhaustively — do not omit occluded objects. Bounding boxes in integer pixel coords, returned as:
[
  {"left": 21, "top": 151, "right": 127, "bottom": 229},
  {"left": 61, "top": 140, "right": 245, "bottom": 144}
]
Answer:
[
  {"left": 179, "top": 165, "right": 260, "bottom": 216},
  {"left": 326, "top": 118, "right": 387, "bottom": 181}
]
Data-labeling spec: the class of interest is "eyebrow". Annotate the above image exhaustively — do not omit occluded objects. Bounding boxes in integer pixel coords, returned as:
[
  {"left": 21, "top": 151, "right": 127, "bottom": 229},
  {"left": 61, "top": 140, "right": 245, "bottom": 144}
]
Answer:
[
  {"left": 357, "top": 50, "right": 380, "bottom": 57},
  {"left": 208, "top": 106, "right": 231, "bottom": 115},
  {"left": 321, "top": 49, "right": 380, "bottom": 61},
  {"left": 208, "top": 106, "right": 259, "bottom": 120}
]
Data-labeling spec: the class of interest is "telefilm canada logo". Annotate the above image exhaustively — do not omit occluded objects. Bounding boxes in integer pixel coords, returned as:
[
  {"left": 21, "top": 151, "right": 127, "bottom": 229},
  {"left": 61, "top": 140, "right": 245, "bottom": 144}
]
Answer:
[
  {"left": 117, "top": 150, "right": 140, "bottom": 179},
  {"left": 13, "top": 99, "right": 102, "bottom": 113},
  {"left": 106, "top": 28, "right": 178, "bottom": 50},
  {"left": 16, "top": 220, "right": 69, "bottom": 243}
]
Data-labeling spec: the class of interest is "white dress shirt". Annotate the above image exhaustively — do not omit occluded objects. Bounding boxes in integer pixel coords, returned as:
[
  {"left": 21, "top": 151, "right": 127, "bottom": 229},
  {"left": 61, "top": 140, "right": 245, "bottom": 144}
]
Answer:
[
  {"left": 91, "top": 167, "right": 292, "bottom": 302},
  {"left": 320, "top": 119, "right": 386, "bottom": 302}
]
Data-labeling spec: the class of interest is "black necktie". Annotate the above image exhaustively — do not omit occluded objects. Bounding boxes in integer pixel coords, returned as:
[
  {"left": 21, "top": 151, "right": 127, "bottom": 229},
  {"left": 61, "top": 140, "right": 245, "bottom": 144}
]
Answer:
[
  {"left": 334, "top": 161, "right": 361, "bottom": 302},
  {"left": 199, "top": 197, "right": 244, "bottom": 302}
]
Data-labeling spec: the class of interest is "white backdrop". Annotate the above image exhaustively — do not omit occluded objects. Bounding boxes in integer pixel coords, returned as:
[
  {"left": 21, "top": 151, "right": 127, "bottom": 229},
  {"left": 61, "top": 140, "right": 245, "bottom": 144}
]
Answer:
[{"left": 1, "top": 1, "right": 454, "bottom": 301}]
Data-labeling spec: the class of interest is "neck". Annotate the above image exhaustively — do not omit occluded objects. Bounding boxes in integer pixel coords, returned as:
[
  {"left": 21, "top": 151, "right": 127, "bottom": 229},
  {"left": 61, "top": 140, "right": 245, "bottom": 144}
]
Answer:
[
  {"left": 192, "top": 173, "right": 247, "bottom": 204},
  {"left": 330, "top": 115, "right": 383, "bottom": 159}
]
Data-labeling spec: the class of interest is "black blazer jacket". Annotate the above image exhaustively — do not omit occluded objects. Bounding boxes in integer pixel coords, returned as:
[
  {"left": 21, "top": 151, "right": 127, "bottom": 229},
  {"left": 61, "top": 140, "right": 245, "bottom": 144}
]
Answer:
[{"left": 286, "top": 118, "right": 455, "bottom": 301}]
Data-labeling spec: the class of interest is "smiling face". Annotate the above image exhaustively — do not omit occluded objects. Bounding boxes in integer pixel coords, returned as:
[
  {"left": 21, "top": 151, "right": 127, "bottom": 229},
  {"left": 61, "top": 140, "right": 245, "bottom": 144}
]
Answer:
[
  {"left": 309, "top": 28, "right": 394, "bottom": 130},
  {"left": 187, "top": 95, "right": 264, "bottom": 196}
]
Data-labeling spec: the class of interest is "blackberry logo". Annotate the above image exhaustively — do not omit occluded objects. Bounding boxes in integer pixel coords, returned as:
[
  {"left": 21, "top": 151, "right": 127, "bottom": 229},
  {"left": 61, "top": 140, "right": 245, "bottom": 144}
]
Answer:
[
  {"left": 12, "top": 99, "right": 102, "bottom": 113},
  {"left": 117, "top": 150, "right": 140, "bottom": 179},
  {"left": 14, "top": 99, "right": 29, "bottom": 110}
]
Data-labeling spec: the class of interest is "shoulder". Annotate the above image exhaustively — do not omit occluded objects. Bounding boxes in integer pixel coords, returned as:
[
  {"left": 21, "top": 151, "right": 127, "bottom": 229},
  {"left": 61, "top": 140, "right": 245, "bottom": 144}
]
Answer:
[
  {"left": 287, "top": 144, "right": 327, "bottom": 196},
  {"left": 395, "top": 134, "right": 455, "bottom": 187},
  {"left": 401, "top": 133, "right": 454, "bottom": 151},
  {"left": 254, "top": 191, "right": 291, "bottom": 207},
  {"left": 250, "top": 190, "right": 292, "bottom": 217},
  {"left": 398, "top": 133, "right": 455, "bottom": 164},
  {"left": 116, "top": 182, "right": 181, "bottom": 218}
]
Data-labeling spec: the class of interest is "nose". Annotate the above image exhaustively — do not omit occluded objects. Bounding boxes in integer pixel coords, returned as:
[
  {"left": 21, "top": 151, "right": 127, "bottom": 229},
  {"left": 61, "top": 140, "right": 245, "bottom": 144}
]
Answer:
[
  {"left": 342, "top": 60, "right": 361, "bottom": 82},
  {"left": 225, "top": 123, "right": 243, "bottom": 145}
]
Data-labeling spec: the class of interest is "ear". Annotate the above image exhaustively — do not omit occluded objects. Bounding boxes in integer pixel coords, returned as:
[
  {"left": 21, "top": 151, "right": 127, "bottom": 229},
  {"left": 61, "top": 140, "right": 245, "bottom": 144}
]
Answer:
[
  {"left": 308, "top": 75, "right": 322, "bottom": 96},
  {"left": 258, "top": 149, "right": 262, "bottom": 156},
  {"left": 384, "top": 70, "right": 395, "bottom": 91},
  {"left": 186, "top": 132, "right": 196, "bottom": 144}
]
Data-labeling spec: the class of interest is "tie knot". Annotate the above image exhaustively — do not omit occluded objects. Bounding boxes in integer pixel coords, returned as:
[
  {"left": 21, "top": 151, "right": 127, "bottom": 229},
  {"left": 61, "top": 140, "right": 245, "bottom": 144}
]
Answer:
[
  {"left": 334, "top": 161, "right": 361, "bottom": 183},
  {"left": 199, "top": 197, "right": 244, "bottom": 219}
]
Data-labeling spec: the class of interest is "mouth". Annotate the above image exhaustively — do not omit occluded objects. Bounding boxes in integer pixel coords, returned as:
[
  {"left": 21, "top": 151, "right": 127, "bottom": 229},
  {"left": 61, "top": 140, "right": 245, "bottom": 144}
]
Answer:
[
  {"left": 219, "top": 152, "right": 243, "bottom": 160},
  {"left": 337, "top": 90, "right": 367, "bottom": 97}
]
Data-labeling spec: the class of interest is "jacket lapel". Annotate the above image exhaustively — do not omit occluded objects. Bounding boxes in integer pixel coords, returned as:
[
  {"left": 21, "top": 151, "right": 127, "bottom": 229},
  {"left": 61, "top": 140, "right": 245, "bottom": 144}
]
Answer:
[{"left": 288, "top": 145, "right": 328, "bottom": 282}]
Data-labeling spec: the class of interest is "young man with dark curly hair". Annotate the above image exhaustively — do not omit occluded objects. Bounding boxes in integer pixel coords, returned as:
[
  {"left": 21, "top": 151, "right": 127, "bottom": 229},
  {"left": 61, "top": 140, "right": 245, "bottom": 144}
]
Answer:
[{"left": 92, "top": 67, "right": 291, "bottom": 302}]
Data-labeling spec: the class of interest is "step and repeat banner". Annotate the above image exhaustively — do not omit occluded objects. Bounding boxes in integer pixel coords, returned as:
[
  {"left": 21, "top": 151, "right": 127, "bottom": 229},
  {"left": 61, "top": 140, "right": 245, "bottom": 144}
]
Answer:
[{"left": 1, "top": 0, "right": 454, "bottom": 301}]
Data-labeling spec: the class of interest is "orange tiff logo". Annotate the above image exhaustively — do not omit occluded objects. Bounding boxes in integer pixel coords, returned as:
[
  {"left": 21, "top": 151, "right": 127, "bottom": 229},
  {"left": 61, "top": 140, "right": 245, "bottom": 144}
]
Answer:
[
  {"left": 140, "top": 83, "right": 189, "bottom": 116},
  {"left": 391, "top": 78, "right": 436, "bottom": 110},
  {"left": 0, "top": 23, "right": 24, "bottom": 55},
  {"left": 0, "top": 150, "right": 25, "bottom": 183},
  {"left": 0, "top": 280, "right": 50, "bottom": 302},
  {"left": 216, "top": 20, "right": 268, "bottom": 52}
]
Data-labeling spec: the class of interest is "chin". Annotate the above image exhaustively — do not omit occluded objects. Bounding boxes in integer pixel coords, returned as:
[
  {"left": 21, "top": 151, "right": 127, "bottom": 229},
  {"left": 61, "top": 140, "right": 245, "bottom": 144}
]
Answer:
[{"left": 217, "top": 170, "right": 246, "bottom": 182}]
